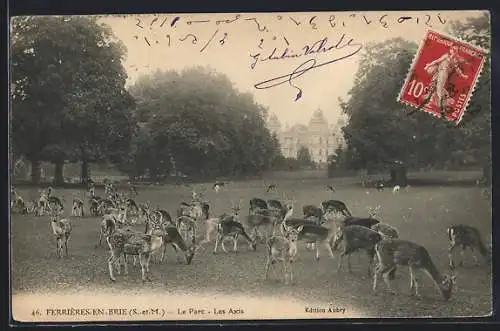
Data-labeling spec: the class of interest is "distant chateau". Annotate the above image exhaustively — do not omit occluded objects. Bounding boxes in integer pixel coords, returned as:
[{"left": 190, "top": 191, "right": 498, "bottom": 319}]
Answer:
[{"left": 267, "top": 109, "right": 346, "bottom": 165}]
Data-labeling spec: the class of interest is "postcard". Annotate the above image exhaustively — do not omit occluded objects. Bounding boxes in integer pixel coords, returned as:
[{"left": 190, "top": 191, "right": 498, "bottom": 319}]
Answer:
[{"left": 10, "top": 10, "right": 492, "bottom": 322}]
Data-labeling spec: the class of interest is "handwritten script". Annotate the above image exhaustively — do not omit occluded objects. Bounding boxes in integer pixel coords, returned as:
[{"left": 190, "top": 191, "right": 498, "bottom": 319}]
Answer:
[{"left": 131, "top": 12, "right": 448, "bottom": 100}]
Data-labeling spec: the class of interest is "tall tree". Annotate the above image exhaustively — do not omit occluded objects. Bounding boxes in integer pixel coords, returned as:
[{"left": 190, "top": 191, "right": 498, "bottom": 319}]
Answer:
[
  {"left": 126, "top": 67, "right": 280, "bottom": 180},
  {"left": 11, "top": 16, "right": 135, "bottom": 184},
  {"left": 448, "top": 12, "right": 491, "bottom": 183}
]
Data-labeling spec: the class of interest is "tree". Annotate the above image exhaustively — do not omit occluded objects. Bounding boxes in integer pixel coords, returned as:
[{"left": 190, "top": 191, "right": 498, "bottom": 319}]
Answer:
[
  {"left": 448, "top": 12, "right": 491, "bottom": 183},
  {"left": 297, "top": 146, "right": 313, "bottom": 167},
  {"left": 339, "top": 37, "right": 470, "bottom": 182},
  {"left": 124, "top": 67, "right": 281, "bottom": 180},
  {"left": 11, "top": 16, "right": 135, "bottom": 184}
]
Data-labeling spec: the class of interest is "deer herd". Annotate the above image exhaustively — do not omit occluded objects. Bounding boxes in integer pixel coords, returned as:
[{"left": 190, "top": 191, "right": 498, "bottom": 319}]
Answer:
[{"left": 11, "top": 182, "right": 492, "bottom": 302}]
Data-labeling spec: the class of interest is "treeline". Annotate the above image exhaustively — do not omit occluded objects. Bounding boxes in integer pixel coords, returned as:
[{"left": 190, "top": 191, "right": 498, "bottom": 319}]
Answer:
[{"left": 11, "top": 16, "right": 283, "bottom": 184}]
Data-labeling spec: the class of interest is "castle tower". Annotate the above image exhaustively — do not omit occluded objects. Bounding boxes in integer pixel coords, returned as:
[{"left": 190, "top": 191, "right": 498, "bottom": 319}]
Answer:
[{"left": 308, "top": 109, "right": 329, "bottom": 164}]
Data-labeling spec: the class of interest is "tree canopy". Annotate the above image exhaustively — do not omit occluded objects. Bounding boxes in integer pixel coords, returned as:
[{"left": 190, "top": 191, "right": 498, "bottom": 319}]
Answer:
[
  {"left": 122, "top": 67, "right": 281, "bottom": 180},
  {"left": 11, "top": 16, "right": 135, "bottom": 184}
]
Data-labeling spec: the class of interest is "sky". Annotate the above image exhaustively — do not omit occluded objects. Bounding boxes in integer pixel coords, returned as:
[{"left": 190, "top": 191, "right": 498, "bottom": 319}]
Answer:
[{"left": 97, "top": 10, "right": 484, "bottom": 129}]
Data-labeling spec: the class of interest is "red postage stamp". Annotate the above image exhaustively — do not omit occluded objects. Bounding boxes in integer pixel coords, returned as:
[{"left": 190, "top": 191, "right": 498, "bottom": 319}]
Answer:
[{"left": 397, "top": 30, "right": 487, "bottom": 125}]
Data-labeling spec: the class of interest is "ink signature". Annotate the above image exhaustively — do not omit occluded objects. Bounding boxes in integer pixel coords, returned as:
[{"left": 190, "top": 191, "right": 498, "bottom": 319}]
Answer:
[{"left": 253, "top": 34, "right": 363, "bottom": 101}]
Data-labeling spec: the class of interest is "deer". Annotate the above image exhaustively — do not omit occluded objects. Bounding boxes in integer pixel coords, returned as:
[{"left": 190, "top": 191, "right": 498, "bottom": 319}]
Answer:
[
  {"left": 177, "top": 199, "right": 210, "bottom": 224},
  {"left": 106, "top": 216, "right": 166, "bottom": 283},
  {"left": 332, "top": 224, "right": 383, "bottom": 276},
  {"left": 45, "top": 186, "right": 65, "bottom": 213},
  {"left": 10, "top": 188, "right": 28, "bottom": 215},
  {"left": 176, "top": 216, "right": 197, "bottom": 246},
  {"left": 265, "top": 224, "right": 304, "bottom": 285},
  {"left": 371, "top": 223, "right": 399, "bottom": 240},
  {"left": 321, "top": 200, "right": 352, "bottom": 217},
  {"left": 392, "top": 185, "right": 401, "bottom": 194},
  {"left": 249, "top": 197, "right": 268, "bottom": 215},
  {"left": 446, "top": 224, "right": 491, "bottom": 269},
  {"left": 213, "top": 201, "right": 257, "bottom": 254},
  {"left": 49, "top": 209, "right": 73, "bottom": 258},
  {"left": 71, "top": 198, "right": 84, "bottom": 217},
  {"left": 338, "top": 205, "right": 381, "bottom": 229},
  {"left": 244, "top": 202, "right": 294, "bottom": 243},
  {"left": 373, "top": 239, "right": 456, "bottom": 301},
  {"left": 285, "top": 209, "right": 342, "bottom": 261},
  {"left": 201, "top": 199, "right": 243, "bottom": 246},
  {"left": 96, "top": 207, "right": 129, "bottom": 247}
]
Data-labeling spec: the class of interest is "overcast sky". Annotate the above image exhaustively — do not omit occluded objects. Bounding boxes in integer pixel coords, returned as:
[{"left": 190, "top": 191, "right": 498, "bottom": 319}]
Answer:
[{"left": 98, "top": 10, "right": 484, "bottom": 128}]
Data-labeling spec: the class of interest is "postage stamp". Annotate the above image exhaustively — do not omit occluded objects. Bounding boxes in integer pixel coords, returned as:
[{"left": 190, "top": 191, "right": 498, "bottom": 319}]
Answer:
[{"left": 397, "top": 29, "right": 487, "bottom": 124}]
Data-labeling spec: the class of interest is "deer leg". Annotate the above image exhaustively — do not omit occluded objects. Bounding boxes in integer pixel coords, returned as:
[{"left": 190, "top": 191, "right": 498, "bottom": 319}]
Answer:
[
  {"left": 282, "top": 259, "right": 289, "bottom": 285},
  {"left": 372, "top": 263, "right": 380, "bottom": 292},
  {"left": 122, "top": 254, "right": 129, "bottom": 275},
  {"left": 382, "top": 266, "right": 397, "bottom": 295},
  {"left": 315, "top": 243, "right": 320, "bottom": 261},
  {"left": 64, "top": 237, "right": 70, "bottom": 257},
  {"left": 337, "top": 252, "right": 345, "bottom": 272},
  {"left": 326, "top": 241, "right": 335, "bottom": 259},
  {"left": 221, "top": 237, "right": 229, "bottom": 253},
  {"left": 409, "top": 265, "right": 421, "bottom": 298},
  {"left": 265, "top": 257, "right": 272, "bottom": 280},
  {"left": 289, "top": 261, "right": 294, "bottom": 285},
  {"left": 233, "top": 234, "right": 239, "bottom": 252},
  {"left": 172, "top": 243, "right": 183, "bottom": 263},
  {"left": 214, "top": 235, "right": 220, "bottom": 254},
  {"left": 108, "top": 252, "right": 118, "bottom": 281},
  {"left": 459, "top": 245, "right": 466, "bottom": 267}
]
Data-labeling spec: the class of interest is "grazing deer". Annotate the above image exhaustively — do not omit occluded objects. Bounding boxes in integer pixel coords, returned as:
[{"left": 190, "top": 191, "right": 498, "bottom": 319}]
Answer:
[
  {"left": 71, "top": 198, "right": 84, "bottom": 217},
  {"left": 214, "top": 215, "right": 257, "bottom": 254},
  {"left": 371, "top": 223, "right": 399, "bottom": 239},
  {"left": 447, "top": 224, "right": 491, "bottom": 268},
  {"left": 375, "top": 181, "right": 385, "bottom": 192},
  {"left": 321, "top": 200, "right": 352, "bottom": 217},
  {"left": 392, "top": 185, "right": 401, "bottom": 194},
  {"left": 373, "top": 239, "right": 456, "bottom": 301},
  {"left": 332, "top": 225, "right": 383, "bottom": 276},
  {"left": 212, "top": 181, "right": 225, "bottom": 193},
  {"left": 159, "top": 226, "right": 196, "bottom": 265},
  {"left": 49, "top": 210, "right": 73, "bottom": 258},
  {"left": 265, "top": 224, "right": 304, "bottom": 284}
]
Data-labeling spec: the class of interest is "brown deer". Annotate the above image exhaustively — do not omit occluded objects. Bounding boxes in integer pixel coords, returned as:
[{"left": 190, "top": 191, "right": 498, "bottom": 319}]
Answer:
[{"left": 373, "top": 239, "right": 456, "bottom": 301}]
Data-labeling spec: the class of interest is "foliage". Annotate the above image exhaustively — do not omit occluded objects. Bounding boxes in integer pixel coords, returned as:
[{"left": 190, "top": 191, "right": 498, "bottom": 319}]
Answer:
[
  {"left": 11, "top": 16, "right": 135, "bottom": 183},
  {"left": 124, "top": 67, "right": 281, "bottom": 180}
]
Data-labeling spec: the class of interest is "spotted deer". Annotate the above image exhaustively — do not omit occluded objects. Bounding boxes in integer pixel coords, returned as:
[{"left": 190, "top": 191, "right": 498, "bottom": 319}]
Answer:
[
  {"left": 447, "top": 224, "right": 491, "bottom": 269},
  {"left": 71, "top": 198, "right": 84, "bottom": 217},
  {"left": 214, "top": 216, "right": 257, "bottom": 254},
  {"left": 373, "top": 239, "right": 456, "bottom": 301},
  {"left": 265, "top": 224, "right": 304, "bottom": 285}
]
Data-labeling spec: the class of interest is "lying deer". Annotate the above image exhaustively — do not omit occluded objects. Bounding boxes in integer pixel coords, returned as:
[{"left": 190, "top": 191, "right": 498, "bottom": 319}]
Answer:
[
  {"left": 265, "top": 224, "right": 304, "bottom": 285},
  {"left": 373, "top": 239, "right": 456, "bottom": 301},
  {"left": 447, "top": 224, "right": 491, "bottom": 269},
  {"left": 49, "top": 210, "right": 73, "bottom": 258}
]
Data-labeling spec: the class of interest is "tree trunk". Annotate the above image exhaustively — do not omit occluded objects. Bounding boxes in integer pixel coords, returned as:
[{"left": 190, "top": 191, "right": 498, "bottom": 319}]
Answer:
[
  {"left": 390, "top": 166, "right": 408, "bottom": 186},
  {"left": 54, "top": 161, "right": 65, "bottom": 186},
  {"left": 30, "top": 158, "right": 41, "bottom": 184},
  {"left": 81, "top": 159, "right": 90, "bottom": 185}
]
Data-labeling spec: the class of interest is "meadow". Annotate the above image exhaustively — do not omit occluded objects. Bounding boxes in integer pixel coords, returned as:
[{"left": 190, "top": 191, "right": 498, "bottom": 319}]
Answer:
[{"left": 11, "top": 170, "right": 492, "bottom": 319}]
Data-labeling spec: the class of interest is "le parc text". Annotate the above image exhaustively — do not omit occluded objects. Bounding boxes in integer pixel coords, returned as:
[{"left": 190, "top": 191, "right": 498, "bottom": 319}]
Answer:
[{"left": 177, "top": 307, "right": 245, "bottom": 315}]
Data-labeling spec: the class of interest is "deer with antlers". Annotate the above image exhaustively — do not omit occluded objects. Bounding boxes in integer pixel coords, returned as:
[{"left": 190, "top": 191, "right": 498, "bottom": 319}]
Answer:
[
  {"left": 265, "top": 224, "right": 304, "bottom": 285},
  {"left": 49, "top": 209, "right": 73, "bottom": 258},
  {"left": 373, "top": 239, "right": 456, "bottom": 300}
]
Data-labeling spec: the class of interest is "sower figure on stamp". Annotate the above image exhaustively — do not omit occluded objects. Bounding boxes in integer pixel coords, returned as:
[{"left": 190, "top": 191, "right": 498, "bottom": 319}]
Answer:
[{"left": 423, "top": 45, "right": 469, "bottom": 117}]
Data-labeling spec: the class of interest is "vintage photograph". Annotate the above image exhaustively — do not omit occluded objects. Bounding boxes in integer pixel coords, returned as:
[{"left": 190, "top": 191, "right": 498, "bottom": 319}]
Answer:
[{"left": 10, "top": 10, "right": 491, "bottom": 322}]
